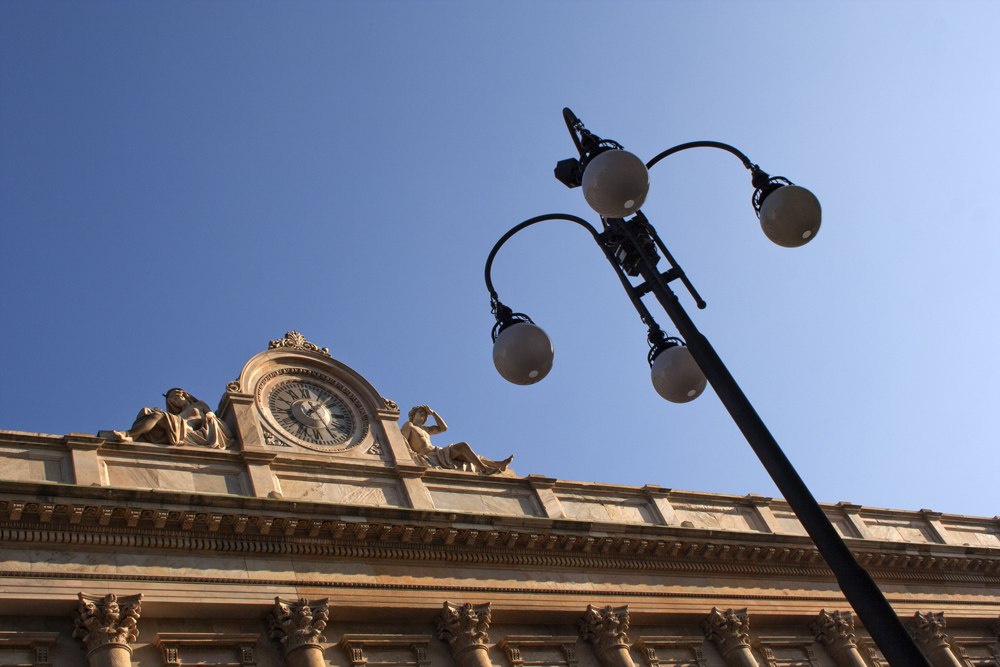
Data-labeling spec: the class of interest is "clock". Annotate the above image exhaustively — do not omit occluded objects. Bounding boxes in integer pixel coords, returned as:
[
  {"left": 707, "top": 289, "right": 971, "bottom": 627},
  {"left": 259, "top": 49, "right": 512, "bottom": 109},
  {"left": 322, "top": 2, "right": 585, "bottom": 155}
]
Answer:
[{"left": 256, "top": 367, "right": 369, "bottom": 451}]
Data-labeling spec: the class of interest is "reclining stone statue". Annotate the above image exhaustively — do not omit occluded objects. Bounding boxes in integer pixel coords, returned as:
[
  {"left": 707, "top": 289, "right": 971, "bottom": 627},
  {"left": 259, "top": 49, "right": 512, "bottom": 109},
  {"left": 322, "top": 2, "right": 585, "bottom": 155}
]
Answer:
[
  {"left": 112, "top": 387, "right": 233, "bottom": 449},
  {"left": 400, "top": 405, "right": 512, "bottom": 475}
]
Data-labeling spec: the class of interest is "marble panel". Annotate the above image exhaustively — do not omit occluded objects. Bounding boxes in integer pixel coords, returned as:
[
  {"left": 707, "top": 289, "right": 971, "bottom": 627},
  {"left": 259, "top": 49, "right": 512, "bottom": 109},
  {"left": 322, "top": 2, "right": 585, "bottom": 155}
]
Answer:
[
  {"left": 559, "top": 496, "right": 655, "bottom": 524},
  {"left": 862, "top": 516, "right": 938, "bottom": 543},
  {"left": 671, "top": 502, "right": 765, "bottom": 532},
  {"left": 0, "top": 455, "right": 65, "bottom": 483},
  {"left": 277, "top": 473, "right": 405, "bottom": 507},
  {"left": 940, "top": 522, "right": 1000, "bottom": 547},
  {"left": 770, "top": 509, "right": 856, "bottom": 537},
  {"left": 105, "top": 461, "right": 244, "bottom": 495},
  {"left": 428, "top": 483, "right": 543, "bottom": 517},
  {"left": 0, "top": 647, "right": 33, "bottom": 664}
]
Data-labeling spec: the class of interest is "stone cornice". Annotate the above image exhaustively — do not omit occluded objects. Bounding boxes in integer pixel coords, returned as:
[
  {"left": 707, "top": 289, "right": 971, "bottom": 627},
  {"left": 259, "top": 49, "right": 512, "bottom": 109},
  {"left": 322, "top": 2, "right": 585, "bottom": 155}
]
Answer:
[{"left": 0, "top": 486, "right": 997, "bottom": 584}]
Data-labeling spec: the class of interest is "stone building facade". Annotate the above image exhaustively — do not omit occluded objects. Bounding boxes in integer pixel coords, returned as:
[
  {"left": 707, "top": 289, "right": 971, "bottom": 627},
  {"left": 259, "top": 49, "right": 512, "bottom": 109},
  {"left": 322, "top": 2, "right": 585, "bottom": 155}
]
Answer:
[{"left": 1, "top": 333, "right": 998, "bottom": 666}]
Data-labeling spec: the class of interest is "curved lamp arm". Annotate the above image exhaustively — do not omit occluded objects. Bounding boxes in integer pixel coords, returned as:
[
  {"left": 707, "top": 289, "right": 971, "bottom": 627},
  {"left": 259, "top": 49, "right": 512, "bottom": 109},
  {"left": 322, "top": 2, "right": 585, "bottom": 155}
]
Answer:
[
  {"left": 645, "top": 141, "right": 796, "bottom": 216},
  {"left": 485, "top": 213, "right": 660, "bottom": 331},
  {"left": 646, "top": 140, "right": 756, "bottom": 171}
]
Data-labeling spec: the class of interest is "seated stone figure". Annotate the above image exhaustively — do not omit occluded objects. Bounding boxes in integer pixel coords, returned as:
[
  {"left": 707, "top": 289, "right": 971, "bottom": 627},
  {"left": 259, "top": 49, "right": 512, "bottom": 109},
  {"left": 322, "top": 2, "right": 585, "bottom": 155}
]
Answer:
[
  {"left": 400, "top": 405, "right": 512, "bottom": 475},
  {"left": 113, "top": 388, "right": 233, "bottom": 449}
]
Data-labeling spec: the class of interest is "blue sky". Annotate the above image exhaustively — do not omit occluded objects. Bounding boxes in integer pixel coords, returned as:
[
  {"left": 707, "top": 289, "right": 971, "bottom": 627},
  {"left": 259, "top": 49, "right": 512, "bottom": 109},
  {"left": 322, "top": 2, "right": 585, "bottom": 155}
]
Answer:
[{"left": 2, "top": 1, "right": 997, "bottom": 518}]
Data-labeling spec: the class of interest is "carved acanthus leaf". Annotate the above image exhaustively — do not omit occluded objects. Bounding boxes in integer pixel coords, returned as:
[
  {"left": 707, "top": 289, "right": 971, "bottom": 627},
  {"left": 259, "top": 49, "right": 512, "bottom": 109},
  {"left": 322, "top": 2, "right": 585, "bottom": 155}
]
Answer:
[
  {"left": 702, "top": 607, "right": 751, "bottom": 656},
  {"left": 72, "top": 592, "right": 142, "bottom": 651},
  {"left": 579, "top": 604, "right": 630, "bottom": 655},
  {"left": 810, "top": 610, "right": 857, "bottom": 656},
  {"left": 436, "top": 601, "right": 492, "bottom": 657},
  {"left": 269, "top": 331, "right": 330, "bottom": 357},
  {"left": 267, "top": 597, "right": 329, "bottom": 655}
]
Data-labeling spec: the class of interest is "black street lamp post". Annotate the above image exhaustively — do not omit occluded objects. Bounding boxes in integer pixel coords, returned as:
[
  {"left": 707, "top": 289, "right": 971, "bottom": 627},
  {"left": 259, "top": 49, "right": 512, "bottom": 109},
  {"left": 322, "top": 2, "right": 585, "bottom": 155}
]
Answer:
[{"left": 484, "top": 109, "right": 930, "bottom": 667}]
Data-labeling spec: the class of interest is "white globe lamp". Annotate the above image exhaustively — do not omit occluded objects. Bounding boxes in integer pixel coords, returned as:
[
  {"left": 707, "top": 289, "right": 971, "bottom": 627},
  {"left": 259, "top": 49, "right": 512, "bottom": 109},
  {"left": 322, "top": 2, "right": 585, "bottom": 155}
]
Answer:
[
  {"left": 492, "top": 322, "right": 554, "bottom": 385},
  {"left": 650, "top": 344, "right": 706, "bottom": 403},
  {"left": 581, "top": 149, "right": 649, "bottom": 218},
  {"left": 759, "top": 185, "right": 821, "bottom": 248}
]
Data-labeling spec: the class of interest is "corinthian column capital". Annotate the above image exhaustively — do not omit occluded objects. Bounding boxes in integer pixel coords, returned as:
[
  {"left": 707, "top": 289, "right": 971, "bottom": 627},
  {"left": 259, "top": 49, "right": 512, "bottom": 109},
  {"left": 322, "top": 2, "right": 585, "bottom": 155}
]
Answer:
[
  {"left": 436, "top": 602, "right": 492, "bottom": 655},
  {"left": 72, "top": 592, "right": 142, "bottom": 660},
  {"left": 810, "top": 610, "right": 857, "bottom": 655},
  {"left": 579, "top": 604, "right": 631, "bottom": 655},
  {"left": 907, "top": 611, "right": 950, "bottom": 653},
  {"left": 267, "top": 597, "right": 329, "bottom": 656},
  {"left": 703, "top": 607, "right": 751, "bottom": 656}
]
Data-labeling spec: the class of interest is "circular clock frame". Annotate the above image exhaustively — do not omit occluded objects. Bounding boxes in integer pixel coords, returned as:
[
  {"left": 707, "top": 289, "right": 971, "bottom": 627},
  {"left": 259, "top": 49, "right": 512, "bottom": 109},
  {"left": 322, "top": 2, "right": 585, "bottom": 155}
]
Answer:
[{"left": 256, "top": 367, "right": 370, "bottom": 452}]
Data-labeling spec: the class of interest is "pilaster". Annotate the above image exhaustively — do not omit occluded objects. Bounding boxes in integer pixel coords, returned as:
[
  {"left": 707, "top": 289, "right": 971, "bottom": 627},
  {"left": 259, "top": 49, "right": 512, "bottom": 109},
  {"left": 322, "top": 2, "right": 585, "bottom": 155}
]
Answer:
[
  {"left": 745, "top": 496, "right": 783, "bottom": 535},
  {"left": 836, "top": 503, "right": 873, "bottom": 539},
  {"left": 643, "top": 486, "right": 680, "bottom": 526},
  {"left": 241, "top": 451, "right": 280, "bottom": 498},
  {"left": 219, "top": 392, "right": 263, "bottom": 450},
  {"left": 529, "top": 475, "right": 566, "bottom": 519},
  {"left": 397, "top": 465, "right": 435, "bottom": 510},
  {"left": 65, "top": 434, "right": 105, "bottom": 487},
  {"left": 921, "top": 510, "right": 958, "bottom": 545}
]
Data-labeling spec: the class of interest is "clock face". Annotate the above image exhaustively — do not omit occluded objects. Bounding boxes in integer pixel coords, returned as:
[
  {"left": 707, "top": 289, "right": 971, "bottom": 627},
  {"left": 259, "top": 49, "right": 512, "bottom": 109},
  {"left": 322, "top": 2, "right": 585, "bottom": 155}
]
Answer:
[
  {"left": 257, "top": 368, "right": 369, "bottom": 451},
  {"left": 267, "top": 381, "right": 354, "bottom": 447}
]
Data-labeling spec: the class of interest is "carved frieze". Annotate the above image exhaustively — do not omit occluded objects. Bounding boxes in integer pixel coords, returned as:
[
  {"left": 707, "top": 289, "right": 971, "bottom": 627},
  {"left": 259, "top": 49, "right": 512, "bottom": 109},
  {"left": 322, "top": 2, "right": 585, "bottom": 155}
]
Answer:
[
  {"left": 267, "top": 597, "right": 329, "bottom": 655},
  {"left": 72, "top": 592, "right": 142, "bottom": 654}
]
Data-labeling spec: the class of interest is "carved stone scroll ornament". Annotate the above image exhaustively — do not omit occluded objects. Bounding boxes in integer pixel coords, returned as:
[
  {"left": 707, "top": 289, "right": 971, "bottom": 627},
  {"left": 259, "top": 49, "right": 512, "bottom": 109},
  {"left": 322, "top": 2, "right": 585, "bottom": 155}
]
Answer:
[
  {"left": 906, "top": 612, "right": 963, "bottom": 667},
  {"left": 810, "top": 610, "right": 866, "bottom": 667},
  {"left": 72, "top": 592, "right": 142, "bottom": 667},
  {"left": 269, "top": 330, "right": 331, "bottom": 357},
  {"left": 702, "top": 608, "right": 759, "bottom": 667},
  {"left": 267, "top": 597, "right": 329, "bottom": 667},
  {"left": 436, "top": 602, "right": 494, "bottom": 667},
  {"left": 579, "top": 605, "right": 635, "bottom": 667}
]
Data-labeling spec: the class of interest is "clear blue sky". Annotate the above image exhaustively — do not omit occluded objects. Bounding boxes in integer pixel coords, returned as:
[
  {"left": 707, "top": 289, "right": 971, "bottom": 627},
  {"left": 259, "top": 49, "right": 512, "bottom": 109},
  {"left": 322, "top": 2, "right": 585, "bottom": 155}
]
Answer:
[{"left": 2, "top": 1, "right": 998, "bottom": 518}]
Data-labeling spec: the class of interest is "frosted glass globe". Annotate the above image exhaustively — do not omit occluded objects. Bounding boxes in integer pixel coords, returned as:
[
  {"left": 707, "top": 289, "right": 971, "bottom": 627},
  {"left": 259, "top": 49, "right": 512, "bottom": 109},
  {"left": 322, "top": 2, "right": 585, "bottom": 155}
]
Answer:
[
  {"left": 650, "top": 345, "right": 706, "bottom": 403},
  {"left": 492, "top": 322, "right": 554, "bottom": 385},
  {"left": 581, "top": 149, "right": 649, "bottom": 218},
  {"left": 759, "top": 185, "right": 822, "bottom": 248}
]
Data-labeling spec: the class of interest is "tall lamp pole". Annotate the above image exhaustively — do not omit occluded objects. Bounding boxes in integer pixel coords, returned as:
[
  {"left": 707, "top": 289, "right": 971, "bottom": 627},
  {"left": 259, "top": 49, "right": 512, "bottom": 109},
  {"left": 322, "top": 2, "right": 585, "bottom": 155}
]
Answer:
[{"left": 484, "top": 109, "right": 929, "bottom": 667}]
